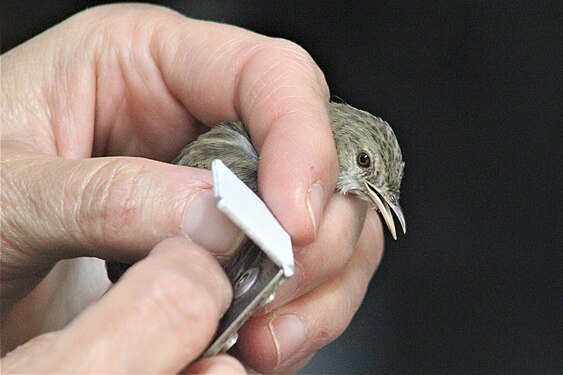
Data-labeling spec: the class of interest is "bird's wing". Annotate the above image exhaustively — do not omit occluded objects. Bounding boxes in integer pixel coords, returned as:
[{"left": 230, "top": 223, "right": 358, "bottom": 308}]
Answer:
[{"left": 173, "top": 121, "right": 259, "bottom": 192}]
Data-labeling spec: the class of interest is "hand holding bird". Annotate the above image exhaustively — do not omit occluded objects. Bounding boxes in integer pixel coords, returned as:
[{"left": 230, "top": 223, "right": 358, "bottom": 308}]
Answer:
[
  {"left": 1, "top": 4, "right": 400, "bottom": 372},
  {"left": 108, "top": 102, "right": 405, "bottom": 283}
]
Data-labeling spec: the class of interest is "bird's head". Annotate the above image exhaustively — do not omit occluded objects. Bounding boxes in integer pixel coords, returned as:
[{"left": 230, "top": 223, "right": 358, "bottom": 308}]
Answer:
[{"left": 329, "top": 102, "right": 406, "bottom": 239}]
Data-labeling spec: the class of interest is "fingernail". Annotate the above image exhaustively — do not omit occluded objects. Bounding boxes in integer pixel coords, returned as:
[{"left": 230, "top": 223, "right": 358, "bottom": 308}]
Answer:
[
  {"left": 307, "top": 183, "right": 324, "bottom": 239},
  {"left": 268, "top": 314, "right": 308, "bottom": 366},
  {"left": 183, "top": 190, "right": 244, "bottom": 257}
]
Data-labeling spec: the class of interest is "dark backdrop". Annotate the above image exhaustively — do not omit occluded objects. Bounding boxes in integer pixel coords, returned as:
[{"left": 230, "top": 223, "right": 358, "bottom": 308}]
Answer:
[{"left": 2, "top": 1, "right": 560, "bottom": 373}]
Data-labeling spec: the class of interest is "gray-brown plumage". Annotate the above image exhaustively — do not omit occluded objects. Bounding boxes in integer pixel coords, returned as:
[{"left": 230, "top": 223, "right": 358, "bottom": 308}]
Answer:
[
  {"left": 174, "top": 101, "right": 405, "bottom": 237},
  {"left": 106, "top": 102, "right": 405, "bottom": 283}
]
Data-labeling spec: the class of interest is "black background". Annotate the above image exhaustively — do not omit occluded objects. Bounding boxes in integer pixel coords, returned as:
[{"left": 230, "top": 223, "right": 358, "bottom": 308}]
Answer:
[{"left": 2, "top": 1, "right": 560, "bottom": 373}]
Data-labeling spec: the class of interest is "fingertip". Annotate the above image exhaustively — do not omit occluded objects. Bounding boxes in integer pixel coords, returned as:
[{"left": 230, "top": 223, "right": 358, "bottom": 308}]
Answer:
[
  {"left": 237, "top": 312, "right": 310, "bottom": 373},
  {"left": 147, "top": 237, "right": 233, "bottom": 311},
  {"left": 230, "top": 40, "right": 336, "bottom": 246},
  {"left": 184, "top": 355, "right": 246, "bottom": 375},
  {"left": 55, "top": 237, "right": 234, "bottom": 372},
  {"left": 257, "top": 117, "right": 338, "bottom": 246},
  {"left": 182, "top": 189, "right": 245, "bottom": 260},
  {"left": 236, "top": 317, "right": 279, "bottom": 373},
  {"left": 262, "top": 174, "right": 334, "bottom": 247}
]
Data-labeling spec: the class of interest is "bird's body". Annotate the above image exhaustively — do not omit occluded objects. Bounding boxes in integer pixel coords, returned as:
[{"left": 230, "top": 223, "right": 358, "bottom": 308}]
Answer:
[
  {"left": 175, "top": 102, "right": 405, "bottom": 236},
  {"left": 173, "top": 120, "right": 259, "bottom": 192},
  {"left": 170, "top": 101, "right": 405, "bottom": 283},
  {"left": 107, "top": 102, "right": 405, "bottom": 285}
]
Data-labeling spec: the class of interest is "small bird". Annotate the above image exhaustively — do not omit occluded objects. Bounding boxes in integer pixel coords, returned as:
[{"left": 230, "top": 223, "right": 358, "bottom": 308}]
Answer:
[{"left": 106, "top": 102, "right": 405, "bottom": 282}]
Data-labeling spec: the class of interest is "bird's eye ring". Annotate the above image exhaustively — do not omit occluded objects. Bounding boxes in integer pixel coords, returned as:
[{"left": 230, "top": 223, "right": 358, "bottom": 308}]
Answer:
[{"left": 357, "top": 152, "right": 371, "bottom": 168}]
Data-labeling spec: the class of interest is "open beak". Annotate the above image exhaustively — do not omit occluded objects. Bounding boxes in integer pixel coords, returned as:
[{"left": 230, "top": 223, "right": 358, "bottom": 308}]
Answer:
[{"left": 364, "top": 181, "right": 407, "bottom": 240}]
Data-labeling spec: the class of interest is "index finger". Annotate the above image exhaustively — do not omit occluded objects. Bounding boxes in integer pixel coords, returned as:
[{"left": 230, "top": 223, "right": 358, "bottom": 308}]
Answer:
[{"left": 150, "top": 8, "right": 337, "bottom": 245}]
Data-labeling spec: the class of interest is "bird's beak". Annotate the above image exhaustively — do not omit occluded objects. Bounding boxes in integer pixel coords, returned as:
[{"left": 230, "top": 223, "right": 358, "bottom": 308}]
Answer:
[{"left": 364, "top": 181, "right": 407, "bottom": 240}]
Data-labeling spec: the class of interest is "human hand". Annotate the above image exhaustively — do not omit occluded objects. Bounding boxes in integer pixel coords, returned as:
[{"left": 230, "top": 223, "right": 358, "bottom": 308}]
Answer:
[
  {"left": 1, "top": 237, "right": 246, "bottom": 373},
  {"left": 1, "top": 4, "right": 384, "bottom": 373}
]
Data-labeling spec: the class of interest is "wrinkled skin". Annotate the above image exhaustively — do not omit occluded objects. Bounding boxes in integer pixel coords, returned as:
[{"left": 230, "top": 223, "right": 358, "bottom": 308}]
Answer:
[{"left": 1, "top": 4, "right": 384, "bottom": 374}]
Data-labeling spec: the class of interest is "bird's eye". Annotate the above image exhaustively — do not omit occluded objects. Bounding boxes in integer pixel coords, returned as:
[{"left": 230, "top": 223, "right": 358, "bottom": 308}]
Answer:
[{"left": 357, "top": 152, "right": 371, "bottom": 168}]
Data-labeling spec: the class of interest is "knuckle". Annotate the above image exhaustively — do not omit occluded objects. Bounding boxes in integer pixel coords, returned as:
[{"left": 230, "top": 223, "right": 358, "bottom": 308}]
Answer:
[
  {"left": 258, "top": 38, "right": 319, "bottom": 83},
  {"left": 311, "top": 213, "right": 381, "bottom": 349},
  {"left": 265, "top": 38, "right": 329, "bottom": 97},
  {"left": 325, "top": 212, "right": 361, "bottom": 260},
  {"left": 241, "top": 38, "right": 325, "bottom": 103},
  {"left": 313, "top": 279, "right": 365, "bottom": 349},
  {"left": 264, "top": 38, "right": 313, "bottom": 63},
  {"left": 74, "top": 159, "right": 150, "bottom": 247},
  {"left": 313, "top": 288, "right": 353, "bottom": 349},
  {"left": 98, "top": 162, "right": 144, "bottom": 231}
]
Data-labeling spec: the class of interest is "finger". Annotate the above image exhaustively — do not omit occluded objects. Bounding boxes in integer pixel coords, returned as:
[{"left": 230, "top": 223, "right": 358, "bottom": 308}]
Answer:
[
  {"left": 183, "top": 355, "right": 246, "bottom": 375},
  {"left": 1, "top": 238, "right": 231, "bottom": 373},
  {"left": 30, "top": 238, "right": 230, "bottom": 373},
  {"left": 277, "top": 352, "right": 316, "bottom": 375},
  {"left": 237, "top": 210, "right": 384, "bottom": 372},
  {"left": 63, "top": 237, "right": 232, "bottom": 373},
  {"left": 1, "top": 6, "right": 200, "bottom": 163},
  {"left": 147, "top": 7, "right": 335, "bottom": 245},
  {"left": 258, "top": 193, "right": 368, "bottom": 313},
  {"left": 243, "top": 353, "right": 316, "bottom": 375},
  {"left": 1, "top": 332, "right": 60, "bottom": 373},
  {"left": 1, "top": 145, "right": 242, "bottom": 303},
  {"left": 1, "top": 257, "right": 111, "bottom": 353},
  {"left": 5, "top": 4, "right": 335, "bottom": 246}
]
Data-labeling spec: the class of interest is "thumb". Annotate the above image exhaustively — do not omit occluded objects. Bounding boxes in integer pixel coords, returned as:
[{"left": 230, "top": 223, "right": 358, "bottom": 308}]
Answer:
[
  {"left": 1, "top": 238, "right": 243, "bottom": 373},
  {"left": 1, "top": 146, "right": 241, "bottom": 287}
]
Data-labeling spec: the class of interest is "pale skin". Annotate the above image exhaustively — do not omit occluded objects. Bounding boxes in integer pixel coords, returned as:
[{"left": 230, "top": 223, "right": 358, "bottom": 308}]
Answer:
[{"left": 0, "top": 4, "right": 384, "bottom": 374}]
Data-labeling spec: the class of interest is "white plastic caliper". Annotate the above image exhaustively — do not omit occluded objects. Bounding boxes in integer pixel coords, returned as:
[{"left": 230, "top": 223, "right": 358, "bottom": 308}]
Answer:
[{"left": 203, "top": 160, "right": 294, "bottom": 357}]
